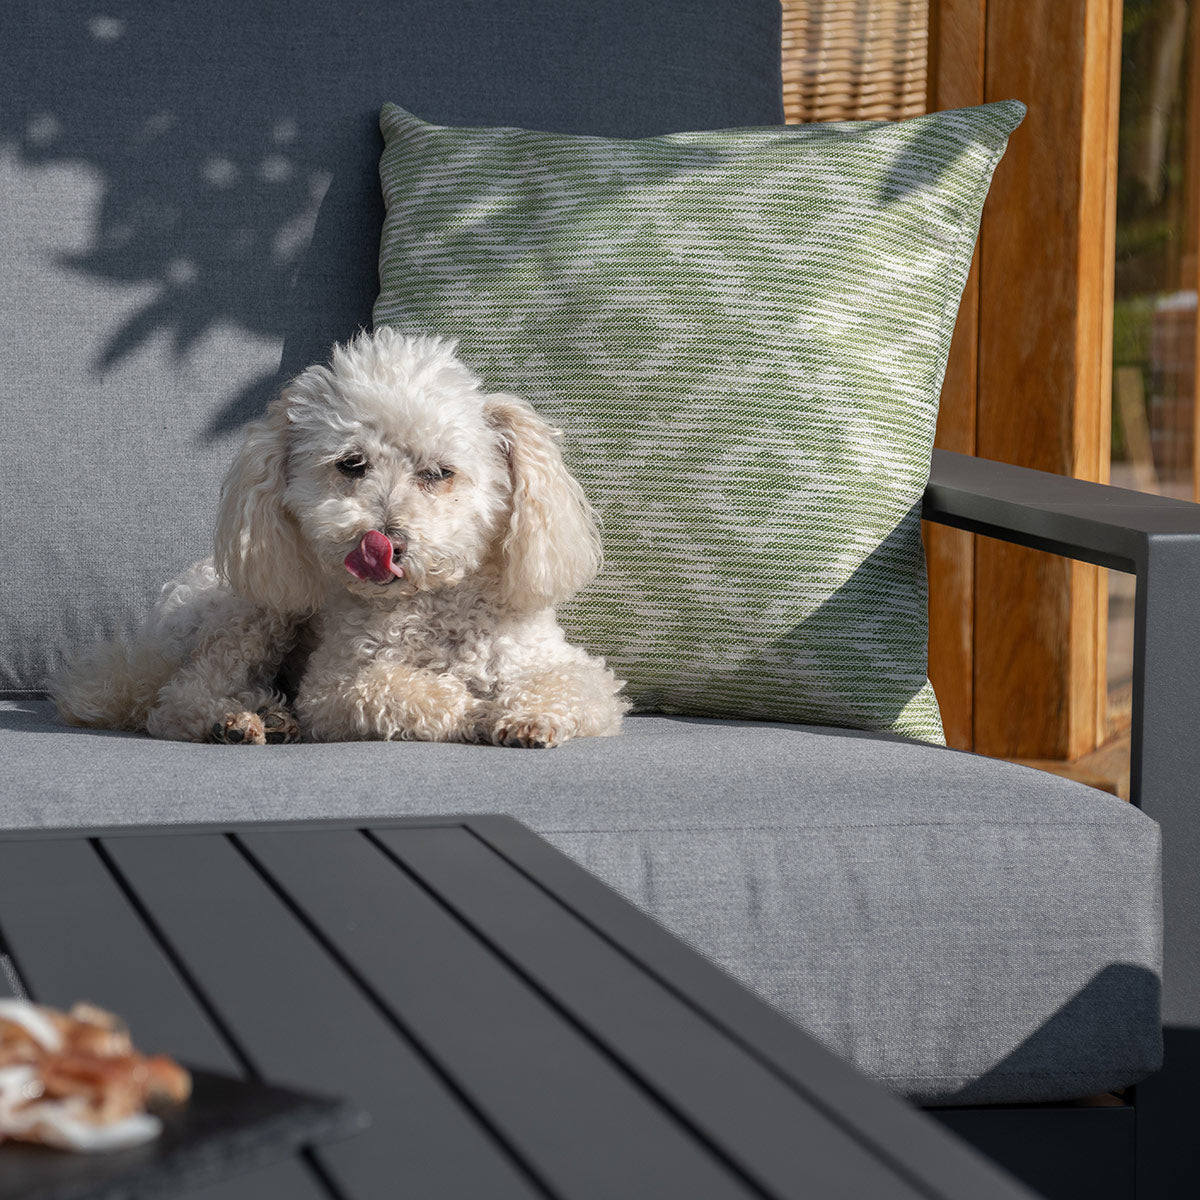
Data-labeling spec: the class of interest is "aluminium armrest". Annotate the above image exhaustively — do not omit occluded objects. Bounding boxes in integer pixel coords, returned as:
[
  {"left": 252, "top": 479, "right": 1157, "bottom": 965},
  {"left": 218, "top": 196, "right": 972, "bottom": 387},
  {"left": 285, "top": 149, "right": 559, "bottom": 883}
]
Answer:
[
  {"left": 923, "top": 448, "right": 1200, "bottom": 573},
  {"left": 921, "top": 448, "right": 1200, "bottom": 1047}
]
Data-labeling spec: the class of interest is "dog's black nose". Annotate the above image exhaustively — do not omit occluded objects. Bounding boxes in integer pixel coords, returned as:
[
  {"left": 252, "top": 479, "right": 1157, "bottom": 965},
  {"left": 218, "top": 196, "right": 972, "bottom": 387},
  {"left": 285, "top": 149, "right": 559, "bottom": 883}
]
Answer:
[{"left": 389, "top": 534, "right": 408, "bottom": 558}]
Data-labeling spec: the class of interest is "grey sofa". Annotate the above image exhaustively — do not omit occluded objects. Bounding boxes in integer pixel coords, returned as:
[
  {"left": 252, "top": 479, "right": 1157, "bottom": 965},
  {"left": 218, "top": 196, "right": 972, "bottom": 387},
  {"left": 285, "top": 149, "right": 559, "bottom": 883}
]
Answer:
[{"left": 0, "top": 3, "right": 1194, "bottom": 1197}]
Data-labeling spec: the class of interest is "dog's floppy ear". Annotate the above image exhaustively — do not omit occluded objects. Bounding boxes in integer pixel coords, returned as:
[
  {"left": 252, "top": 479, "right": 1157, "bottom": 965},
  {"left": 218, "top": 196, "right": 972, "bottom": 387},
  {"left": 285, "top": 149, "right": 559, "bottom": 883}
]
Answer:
[
  {"left": 485, "top": 393, "right": 602, "bottom": 611},
  {"left": 214, "top": 389, "right": 324, "bottom": 614}
]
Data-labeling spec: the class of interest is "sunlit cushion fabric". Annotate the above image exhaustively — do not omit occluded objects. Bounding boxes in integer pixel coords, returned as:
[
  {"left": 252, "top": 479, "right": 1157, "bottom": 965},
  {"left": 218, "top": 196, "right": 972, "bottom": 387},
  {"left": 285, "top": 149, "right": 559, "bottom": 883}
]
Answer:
[{"left": 374, "top": 100, "right": 1025, "bottom": 741}]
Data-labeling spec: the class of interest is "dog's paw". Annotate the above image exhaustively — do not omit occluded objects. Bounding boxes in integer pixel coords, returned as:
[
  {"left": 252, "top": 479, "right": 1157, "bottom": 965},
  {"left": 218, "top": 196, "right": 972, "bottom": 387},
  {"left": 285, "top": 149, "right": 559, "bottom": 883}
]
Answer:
[
  {"left": 490, "top": 714, "right": 568, "bottom": 749},
  {"left": 210, "top": 711, "right": 266, "bottom": 745},
  {"left": 208, "top": 708, "right": 301, "bottom": 746},
  {"left": 257, "top": 706, "right": 302, "bottom": 744}
]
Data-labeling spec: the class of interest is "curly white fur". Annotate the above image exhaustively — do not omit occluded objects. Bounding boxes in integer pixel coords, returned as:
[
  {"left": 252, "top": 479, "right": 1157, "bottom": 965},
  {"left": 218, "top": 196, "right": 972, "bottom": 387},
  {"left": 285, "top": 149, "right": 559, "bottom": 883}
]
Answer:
[{"left": 52, "top": 328, "right": 629, "bottom": 748}]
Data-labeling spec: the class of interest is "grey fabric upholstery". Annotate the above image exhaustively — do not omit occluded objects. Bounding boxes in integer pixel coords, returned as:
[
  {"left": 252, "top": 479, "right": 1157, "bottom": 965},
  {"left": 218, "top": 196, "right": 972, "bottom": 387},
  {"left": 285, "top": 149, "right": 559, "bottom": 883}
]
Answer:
[
  {"left": 0, "top": 0, "right": 783, "bottom": 693},
  {"left": 0, "top": 701, "right": 1162, "bottom": 1106}
]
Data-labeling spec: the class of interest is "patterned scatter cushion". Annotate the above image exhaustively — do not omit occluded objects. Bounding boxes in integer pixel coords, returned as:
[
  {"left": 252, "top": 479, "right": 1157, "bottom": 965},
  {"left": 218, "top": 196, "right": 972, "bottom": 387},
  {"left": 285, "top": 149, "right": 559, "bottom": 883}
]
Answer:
[{"left": 374, "top": 100, "right": 1024, "bottom": 742}]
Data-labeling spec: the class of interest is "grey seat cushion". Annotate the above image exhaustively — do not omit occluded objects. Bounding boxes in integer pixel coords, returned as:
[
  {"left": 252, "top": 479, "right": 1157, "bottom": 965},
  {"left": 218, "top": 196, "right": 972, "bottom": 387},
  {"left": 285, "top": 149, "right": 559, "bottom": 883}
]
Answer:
[{"left": 0, "top": 701, "right": 1161, "bottom": 1106}]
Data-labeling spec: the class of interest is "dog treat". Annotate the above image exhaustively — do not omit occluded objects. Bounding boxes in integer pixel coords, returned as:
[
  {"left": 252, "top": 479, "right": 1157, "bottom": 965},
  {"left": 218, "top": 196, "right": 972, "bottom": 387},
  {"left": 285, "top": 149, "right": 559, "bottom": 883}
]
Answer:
[{"left": 0, "top": 999, "right": 191, "bottom": 1152}]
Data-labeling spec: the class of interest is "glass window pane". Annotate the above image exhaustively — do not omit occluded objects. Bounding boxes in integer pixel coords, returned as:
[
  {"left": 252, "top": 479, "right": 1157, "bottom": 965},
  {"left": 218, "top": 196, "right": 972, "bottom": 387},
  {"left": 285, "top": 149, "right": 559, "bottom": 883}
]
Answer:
[{"left": 1111, "top": 0, "right": 1197, "bottom": 726}]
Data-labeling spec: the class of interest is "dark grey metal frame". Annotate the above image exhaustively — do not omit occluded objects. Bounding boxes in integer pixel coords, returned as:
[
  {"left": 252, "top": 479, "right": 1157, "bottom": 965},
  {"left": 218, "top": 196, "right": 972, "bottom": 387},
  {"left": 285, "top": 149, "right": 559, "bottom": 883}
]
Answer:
[{"left": 922, "top": 449, "right": 1200, "bottom": 1200}]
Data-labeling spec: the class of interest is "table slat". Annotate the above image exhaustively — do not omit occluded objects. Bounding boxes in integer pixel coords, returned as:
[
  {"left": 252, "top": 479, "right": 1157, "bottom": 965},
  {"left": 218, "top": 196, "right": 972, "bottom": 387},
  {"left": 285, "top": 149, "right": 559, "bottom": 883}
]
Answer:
[
  {"left": 171, "top": 1160, "right": 328, "bottom": 1200},
  {"left": 465, "top": 815, "right": 1039, "bottom": 1200},
  {"left": 102, "top": 833, "right": 545, "bottom": 1200},
  {"left": 0, "top": 839, "right": 239, "bottom": 1072},
  {"left": 241, "top": 828, "right": 770, "bottom": 1200},
  {"left": 376, "top": 824, "right": 933, "bottom": 1200},
  {"left": 0, "top": 839, "right": 330, "bottom": 1200}
]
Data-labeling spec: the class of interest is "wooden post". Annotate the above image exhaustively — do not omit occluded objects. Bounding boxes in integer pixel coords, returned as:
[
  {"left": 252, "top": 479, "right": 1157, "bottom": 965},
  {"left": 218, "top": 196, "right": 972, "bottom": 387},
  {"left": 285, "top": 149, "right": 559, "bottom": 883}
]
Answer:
[
  {"left": 968, "top": 0, "right": 1121, "bottom": 762},
  {"left": 791, "top": 1, "right": 1123, "bottom": 762},
  {"left": 925, "top": 0, "right": 1123, "bottom": 761},
  {"left": 925, "top": 0, "right": 986, "bottom": 749}
]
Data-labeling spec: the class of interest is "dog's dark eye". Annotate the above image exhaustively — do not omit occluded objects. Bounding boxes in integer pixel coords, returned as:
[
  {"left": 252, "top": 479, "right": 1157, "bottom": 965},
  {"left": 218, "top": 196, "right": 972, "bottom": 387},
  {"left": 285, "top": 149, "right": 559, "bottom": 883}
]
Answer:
[
  {"left": 417, "top": 465, "right": 455, "bottom": 485},
  {"left": 335, "top": 453, "right": 369, "bottom": 479}
]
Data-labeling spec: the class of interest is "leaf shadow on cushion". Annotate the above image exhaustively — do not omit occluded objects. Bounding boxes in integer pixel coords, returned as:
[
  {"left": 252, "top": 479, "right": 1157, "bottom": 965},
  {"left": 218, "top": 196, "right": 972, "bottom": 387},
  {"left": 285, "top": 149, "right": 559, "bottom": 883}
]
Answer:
[
  {"left": 2, "top": 1, "right": 784, "bottom": 446},
  {"left": 2, "top": 2, "right": 388, "bottom": 442}
]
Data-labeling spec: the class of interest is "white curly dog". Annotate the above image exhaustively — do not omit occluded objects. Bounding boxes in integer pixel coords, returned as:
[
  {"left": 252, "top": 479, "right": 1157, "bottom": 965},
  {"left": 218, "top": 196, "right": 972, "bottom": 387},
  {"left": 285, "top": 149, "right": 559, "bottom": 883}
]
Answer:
[{"left": 53, "top": 328, "right": 628, "bottom": 748}]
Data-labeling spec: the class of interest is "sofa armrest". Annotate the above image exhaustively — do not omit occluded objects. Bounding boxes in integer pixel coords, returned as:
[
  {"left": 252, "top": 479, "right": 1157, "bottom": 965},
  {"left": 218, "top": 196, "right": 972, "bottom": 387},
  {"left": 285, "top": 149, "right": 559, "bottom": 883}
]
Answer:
[
  {"left": 923, "top": 448, "right": 1200, "bottom": 573},
  {"left": 922, "top": 449, "right": 1200, "bottom": 1125},
  {"left": 922, "top": 449, "right": 1200, "bottom": 813}
]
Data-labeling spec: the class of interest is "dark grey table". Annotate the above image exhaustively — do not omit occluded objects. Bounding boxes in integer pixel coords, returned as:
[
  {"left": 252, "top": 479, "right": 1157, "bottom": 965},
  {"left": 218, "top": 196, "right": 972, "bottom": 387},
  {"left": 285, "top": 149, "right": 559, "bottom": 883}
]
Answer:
[{"left": 0, "top": 816, "right": 1035, "bottom": 1199}]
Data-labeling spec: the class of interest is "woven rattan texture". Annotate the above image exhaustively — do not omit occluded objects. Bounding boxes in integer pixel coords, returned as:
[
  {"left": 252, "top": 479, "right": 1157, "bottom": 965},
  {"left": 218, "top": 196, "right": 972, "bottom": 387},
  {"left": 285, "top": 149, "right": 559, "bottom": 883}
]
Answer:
[{"left": 782, "top": 0, "right": 929, "bottom": 124}]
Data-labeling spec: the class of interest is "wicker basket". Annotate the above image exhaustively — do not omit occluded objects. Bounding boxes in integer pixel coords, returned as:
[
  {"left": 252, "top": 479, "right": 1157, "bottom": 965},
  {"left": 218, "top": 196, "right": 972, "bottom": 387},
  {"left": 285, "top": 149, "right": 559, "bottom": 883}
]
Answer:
[{"left": 782, "top": 0, "right": 930, "bottom": 124}]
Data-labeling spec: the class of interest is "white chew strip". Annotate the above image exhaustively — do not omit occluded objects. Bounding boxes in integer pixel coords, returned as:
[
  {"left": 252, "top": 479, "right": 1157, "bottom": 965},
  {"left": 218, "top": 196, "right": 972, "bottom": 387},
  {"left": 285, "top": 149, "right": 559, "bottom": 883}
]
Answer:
[
  {"left": 0, "top": 1064, "right": 163, "bottom": 1152},
  {"left": 0, "top": 1000, "right": 63, "bottom": 1052},
  {"left": 34, "top": 1107, "right": 163, "bottom": 1152}
]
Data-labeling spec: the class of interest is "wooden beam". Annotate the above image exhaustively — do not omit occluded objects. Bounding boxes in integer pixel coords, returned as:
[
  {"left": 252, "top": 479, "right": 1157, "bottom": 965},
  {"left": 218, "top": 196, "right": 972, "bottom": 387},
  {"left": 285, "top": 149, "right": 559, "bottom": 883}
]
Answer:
[
  {"left": 973, "top": 0, "right": 1122, "bottom": 761},
  {"left": 925, "top": 0, "right": 987, "bottom": 750}
]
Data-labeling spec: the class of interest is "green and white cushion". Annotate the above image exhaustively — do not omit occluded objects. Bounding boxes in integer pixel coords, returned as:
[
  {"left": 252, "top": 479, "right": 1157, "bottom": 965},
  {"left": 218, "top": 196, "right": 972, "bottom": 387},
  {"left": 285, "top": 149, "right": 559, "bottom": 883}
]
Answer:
[{"left": 374, "top": 100, "right": 1025, "bottom": 742}]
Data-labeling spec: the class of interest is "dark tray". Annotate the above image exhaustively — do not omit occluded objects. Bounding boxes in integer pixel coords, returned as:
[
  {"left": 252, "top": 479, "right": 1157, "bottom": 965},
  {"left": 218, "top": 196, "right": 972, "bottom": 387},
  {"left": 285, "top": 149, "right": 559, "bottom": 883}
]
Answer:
[{"left": 0, "top": 1068, "right": 368, "bottom": 1200}]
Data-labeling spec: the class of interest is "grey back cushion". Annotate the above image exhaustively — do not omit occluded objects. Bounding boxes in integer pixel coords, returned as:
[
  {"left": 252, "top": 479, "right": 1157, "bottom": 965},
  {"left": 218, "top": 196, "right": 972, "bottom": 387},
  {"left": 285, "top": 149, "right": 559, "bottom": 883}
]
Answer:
[{"left": 0, "top": 0, "right": 783, "bottom": 694}]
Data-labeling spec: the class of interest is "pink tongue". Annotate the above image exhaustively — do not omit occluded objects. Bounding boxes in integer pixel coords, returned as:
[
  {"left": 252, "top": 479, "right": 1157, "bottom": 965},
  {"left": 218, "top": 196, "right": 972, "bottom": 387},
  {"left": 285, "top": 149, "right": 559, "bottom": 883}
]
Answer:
[{"left": 344, "top": 531, "right": 404, "bottom": 583}]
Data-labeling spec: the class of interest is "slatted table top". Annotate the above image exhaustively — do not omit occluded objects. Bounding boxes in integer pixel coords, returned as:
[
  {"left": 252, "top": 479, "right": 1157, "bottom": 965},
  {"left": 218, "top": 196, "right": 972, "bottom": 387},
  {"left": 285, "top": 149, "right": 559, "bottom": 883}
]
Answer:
[{"left": 0, "top": 816, "right": 1033, "bottom": 1200}]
